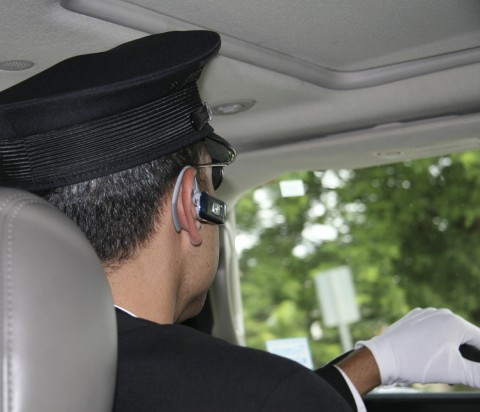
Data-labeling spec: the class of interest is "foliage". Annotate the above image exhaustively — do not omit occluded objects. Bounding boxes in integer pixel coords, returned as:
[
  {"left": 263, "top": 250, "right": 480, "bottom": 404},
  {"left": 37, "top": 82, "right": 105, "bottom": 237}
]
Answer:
[{"left": 235, "top": 150, "right": 480, "bottom": 368}]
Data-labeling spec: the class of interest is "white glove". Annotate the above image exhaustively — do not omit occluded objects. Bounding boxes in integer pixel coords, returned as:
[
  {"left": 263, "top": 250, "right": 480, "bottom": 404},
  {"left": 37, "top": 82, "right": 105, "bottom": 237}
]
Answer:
[{"left": 355, "top": 308, "right": 480, "bottom": 387}]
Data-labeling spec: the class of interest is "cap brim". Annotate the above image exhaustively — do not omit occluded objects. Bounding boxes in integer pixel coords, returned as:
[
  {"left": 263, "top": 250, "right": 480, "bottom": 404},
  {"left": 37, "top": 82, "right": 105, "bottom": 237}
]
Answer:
[{"left": 204, "top": 130, "right": 237, "bottom": 165}]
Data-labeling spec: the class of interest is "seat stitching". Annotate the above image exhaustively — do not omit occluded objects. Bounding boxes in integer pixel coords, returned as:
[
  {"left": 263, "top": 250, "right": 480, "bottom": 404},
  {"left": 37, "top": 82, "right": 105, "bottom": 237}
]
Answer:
[
  {"left": 5, "top": 198, "right": 44, "bottom": 412},
  {"left": 0, "top": 193, "right": 30, "bottom": 212}
]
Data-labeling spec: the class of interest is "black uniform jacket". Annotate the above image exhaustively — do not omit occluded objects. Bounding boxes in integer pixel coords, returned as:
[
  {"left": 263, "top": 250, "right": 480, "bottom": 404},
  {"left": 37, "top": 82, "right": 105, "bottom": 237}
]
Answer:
[{"left": 113, "top": 309, "right": 356, "bottom": 411}]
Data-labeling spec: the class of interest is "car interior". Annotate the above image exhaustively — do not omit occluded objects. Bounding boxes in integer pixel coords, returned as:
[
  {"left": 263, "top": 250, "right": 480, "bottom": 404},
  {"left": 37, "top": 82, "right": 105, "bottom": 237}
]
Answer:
[
  {"left": 1, "top": 1, "right": 480, "bottom": 411},
  {"left": 0, "top": 189, "right": 117, "bottom": 412}
]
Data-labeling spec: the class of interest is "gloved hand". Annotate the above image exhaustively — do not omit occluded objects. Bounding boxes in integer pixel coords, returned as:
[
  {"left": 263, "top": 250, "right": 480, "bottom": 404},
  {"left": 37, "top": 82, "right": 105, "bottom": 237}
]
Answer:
[{"left": 355, "top": 308, "right": 480, "bottom": 387}]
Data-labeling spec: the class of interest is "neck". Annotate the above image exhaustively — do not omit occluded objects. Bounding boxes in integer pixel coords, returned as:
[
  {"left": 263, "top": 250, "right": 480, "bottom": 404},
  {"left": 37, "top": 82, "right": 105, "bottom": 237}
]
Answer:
[{"left": 105, "top": 224, "right": 183, "bottom": 324}]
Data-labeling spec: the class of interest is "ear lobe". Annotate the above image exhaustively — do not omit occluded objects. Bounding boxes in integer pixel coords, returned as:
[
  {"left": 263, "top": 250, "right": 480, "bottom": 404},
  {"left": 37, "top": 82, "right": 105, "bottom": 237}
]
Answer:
[{"left": 176, "top": 167, "right": 203, "bottom": 246}]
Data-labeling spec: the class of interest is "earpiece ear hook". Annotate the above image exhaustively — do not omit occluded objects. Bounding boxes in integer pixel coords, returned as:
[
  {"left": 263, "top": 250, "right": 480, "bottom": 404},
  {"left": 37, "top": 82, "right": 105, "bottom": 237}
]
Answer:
[{"left": 171, "top": 165, "right": 192, "bottom": 232}]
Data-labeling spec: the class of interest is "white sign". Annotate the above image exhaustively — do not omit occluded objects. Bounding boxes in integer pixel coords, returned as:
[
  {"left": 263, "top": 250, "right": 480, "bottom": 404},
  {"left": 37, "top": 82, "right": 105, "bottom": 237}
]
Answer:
[
  {"left": 314, "top": 266, "right": 360, "bottom": 327},
  {"left": 314, "top": 266, "right": 360, "bottom": 351},
  {"left": 266, "top": 337, "right": 314, "bottom": 369}
]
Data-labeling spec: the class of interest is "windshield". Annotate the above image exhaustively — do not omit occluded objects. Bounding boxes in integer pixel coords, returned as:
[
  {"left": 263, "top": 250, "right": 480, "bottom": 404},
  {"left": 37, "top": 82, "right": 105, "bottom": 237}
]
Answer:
[{"left": 235, "top": 149, "right": 480, "bottom": 393}]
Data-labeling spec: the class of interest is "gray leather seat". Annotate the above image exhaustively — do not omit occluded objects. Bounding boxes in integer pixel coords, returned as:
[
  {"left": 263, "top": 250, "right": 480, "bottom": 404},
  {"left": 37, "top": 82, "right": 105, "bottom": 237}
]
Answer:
[{"left": 0, "top": 188, "right": 117, "bottom": 412}]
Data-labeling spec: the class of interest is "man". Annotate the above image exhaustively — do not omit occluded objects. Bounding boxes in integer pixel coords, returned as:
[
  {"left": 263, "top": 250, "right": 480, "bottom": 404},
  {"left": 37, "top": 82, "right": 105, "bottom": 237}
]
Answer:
[{"left": 1, "top": 31, "right": 479, "bottom": 411}]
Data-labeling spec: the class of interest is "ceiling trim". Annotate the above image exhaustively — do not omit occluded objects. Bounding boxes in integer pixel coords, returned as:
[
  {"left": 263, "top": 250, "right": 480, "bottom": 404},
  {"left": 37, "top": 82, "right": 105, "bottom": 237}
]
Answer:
[
  {"left": 220, "top": 111, "right": 480, "bottom": 203},
  {"left": 62, "top": 0, "right": 480, "bottom": 90}
]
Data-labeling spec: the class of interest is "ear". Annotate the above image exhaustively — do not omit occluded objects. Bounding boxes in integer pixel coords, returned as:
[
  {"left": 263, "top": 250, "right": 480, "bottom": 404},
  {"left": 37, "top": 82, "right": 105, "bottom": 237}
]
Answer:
[{"left": 176, "top": 167, "right": 203, "bottom": 246}]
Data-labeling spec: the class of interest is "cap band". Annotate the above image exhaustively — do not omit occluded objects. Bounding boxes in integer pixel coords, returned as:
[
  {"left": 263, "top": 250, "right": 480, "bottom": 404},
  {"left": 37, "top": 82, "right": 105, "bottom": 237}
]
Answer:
[{"left": 0, "top": 83, "right": 208, "bottom": 191}]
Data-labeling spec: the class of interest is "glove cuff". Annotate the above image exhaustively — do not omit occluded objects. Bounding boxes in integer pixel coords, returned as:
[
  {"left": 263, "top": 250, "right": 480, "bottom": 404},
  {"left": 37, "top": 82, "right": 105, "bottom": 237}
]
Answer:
[{"left": 355, "top": 337, "right": 397, "bottom": 386}]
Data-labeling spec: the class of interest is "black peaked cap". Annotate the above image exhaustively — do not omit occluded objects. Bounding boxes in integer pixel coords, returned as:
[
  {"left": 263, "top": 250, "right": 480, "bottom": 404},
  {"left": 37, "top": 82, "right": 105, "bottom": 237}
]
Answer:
[{"left": 0, "top": 30, "right": 236, "bottom": 191}]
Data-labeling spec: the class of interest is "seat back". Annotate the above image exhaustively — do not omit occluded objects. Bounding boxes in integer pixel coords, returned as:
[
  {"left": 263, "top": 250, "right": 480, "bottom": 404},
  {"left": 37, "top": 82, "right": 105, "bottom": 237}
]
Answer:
[{"left": 0, "top": 188, "right": 117, "bottom": 412}]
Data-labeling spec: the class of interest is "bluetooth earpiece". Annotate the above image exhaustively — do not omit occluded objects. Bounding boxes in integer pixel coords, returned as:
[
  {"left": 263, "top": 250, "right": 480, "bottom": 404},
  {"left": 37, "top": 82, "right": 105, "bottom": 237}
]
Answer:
[
  {"left": 192, "top": 176, "right": 227, "bottom": 226},
  {"left": 172, "top": 166, "right": 227, "bottom": 233}
]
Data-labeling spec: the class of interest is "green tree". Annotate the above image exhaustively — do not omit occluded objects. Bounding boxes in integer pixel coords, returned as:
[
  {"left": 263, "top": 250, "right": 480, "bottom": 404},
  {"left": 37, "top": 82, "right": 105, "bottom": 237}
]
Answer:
[
  {"left": 336, "top": 152, "right": 480, "bottom": 324},
  {"left": 235, "top": 150, "right": 480, "bottom": 368}
]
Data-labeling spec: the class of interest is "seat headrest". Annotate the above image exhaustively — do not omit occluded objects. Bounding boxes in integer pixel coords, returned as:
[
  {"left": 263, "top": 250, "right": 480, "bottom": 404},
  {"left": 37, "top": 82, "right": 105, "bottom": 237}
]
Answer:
[{"left": 0, "top": 188, "right": 117, "bottom": 412}]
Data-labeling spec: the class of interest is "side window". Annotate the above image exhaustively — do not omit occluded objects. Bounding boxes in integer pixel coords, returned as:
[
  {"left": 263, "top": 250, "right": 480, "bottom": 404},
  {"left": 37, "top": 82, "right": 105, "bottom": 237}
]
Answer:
[{"left": 235, "top": 149, "right": 480, "bottom": 392}]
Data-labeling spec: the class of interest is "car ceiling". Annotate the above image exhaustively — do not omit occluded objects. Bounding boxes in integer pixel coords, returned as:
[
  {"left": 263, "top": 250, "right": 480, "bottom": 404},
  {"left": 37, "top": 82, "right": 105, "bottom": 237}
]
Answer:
[{"left": 2, "top": 0, "right": 480, "bottom": 202}]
